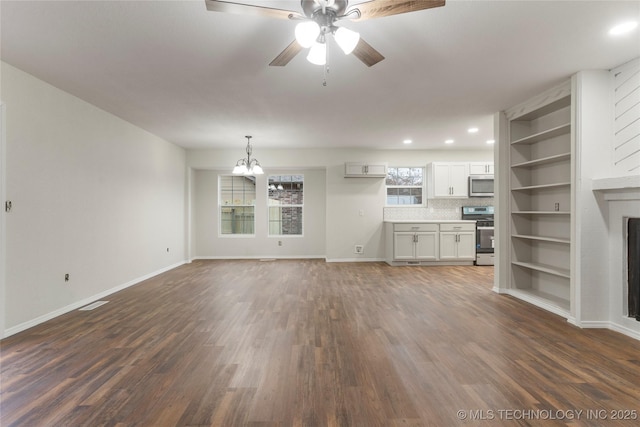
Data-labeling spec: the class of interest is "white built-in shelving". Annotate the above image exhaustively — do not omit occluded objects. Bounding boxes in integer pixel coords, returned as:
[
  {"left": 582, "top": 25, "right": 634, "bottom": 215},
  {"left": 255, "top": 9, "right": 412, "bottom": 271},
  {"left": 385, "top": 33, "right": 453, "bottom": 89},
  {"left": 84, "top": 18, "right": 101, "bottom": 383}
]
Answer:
[{"left": 505, "top": 80, "right": 574, "bottom": 318}]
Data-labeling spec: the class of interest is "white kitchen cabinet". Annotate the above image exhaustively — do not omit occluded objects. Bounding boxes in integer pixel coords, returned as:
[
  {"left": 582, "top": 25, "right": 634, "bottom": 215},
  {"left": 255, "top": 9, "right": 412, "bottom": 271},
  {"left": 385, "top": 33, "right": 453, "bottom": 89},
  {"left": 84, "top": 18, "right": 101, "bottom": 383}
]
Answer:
[
  {"left": 428, "top": 162, "right": 468, "bottom": 198},
  {"left": 385, "top": 222, "right": 476, "bottom": 266},
  {"left": 438, "top": 223, "right": 476, "bottom": 261},
  {"left": 469, "top": 162, "right": 494, "bottom": 175},
  {"left": 344, "top": 162, "right": 387, "bottom": 178},
  {"left": 392, "top": 224, "right": 438, "bottom": 261}
]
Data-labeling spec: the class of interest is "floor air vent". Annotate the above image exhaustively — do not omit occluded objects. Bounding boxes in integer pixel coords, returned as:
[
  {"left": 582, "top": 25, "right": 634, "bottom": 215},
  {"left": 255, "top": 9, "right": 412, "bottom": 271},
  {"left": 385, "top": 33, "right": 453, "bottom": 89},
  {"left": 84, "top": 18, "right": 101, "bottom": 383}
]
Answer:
[{"left": 79, "top": 301, "right": 109, "bottom": 311}]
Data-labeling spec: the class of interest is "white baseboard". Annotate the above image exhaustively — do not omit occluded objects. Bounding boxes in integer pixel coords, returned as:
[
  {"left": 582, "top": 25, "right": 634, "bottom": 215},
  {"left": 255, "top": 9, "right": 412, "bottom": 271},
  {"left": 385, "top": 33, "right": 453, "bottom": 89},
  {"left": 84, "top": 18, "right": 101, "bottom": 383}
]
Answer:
[
  {"left": 578, "top": 320, "right": 640, "bottom": 341},
  {"left": 192, "top": 255, "right": 325, "bottom": 261},
  {"left": 325, "top": 257, "right": 385, "bottom": 263},
  {"left": 2, "top": 261, "right": 186, "bottom": 339}
]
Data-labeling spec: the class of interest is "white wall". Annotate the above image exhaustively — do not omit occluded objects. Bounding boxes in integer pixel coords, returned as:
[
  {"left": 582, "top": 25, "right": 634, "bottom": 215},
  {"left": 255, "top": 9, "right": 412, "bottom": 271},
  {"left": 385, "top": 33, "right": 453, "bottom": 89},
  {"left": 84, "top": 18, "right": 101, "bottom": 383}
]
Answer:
[
  {"left": 574, "top": 70, "right": 612, "bottom": 324},
  {"left": 1, "top": 62, "right": 187, "bottom": 336},
  {"left": 193, "top": 168, "right": 326, "bottom": 259},
  {"left": 187, "top": 148, "right": 493, "bottom": 261},
  {"left": 1, "top": 103, "right": 6, "bottom": 337}
]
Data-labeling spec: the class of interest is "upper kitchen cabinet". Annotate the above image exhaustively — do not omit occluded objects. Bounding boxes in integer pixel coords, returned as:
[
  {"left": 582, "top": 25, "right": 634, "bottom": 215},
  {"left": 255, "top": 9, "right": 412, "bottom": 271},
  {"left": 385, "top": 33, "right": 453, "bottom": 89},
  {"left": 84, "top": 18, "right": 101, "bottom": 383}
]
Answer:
[
  {"left": 427, "top": 162, "right": 468, "bottom": 198},
  {"left": 344, "top": 162, "right": 388, "bottom": 178},
  {"left": 469, "top": 162, "right": 494, "bottom": 175}
]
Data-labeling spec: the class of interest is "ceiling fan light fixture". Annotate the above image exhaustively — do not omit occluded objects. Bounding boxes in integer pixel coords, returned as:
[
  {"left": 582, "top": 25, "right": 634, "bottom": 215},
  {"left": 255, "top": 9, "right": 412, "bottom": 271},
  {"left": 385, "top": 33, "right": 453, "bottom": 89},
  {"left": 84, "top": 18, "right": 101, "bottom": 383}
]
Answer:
[
  {"left": 334, "top": 26, "right": 360, "bottom": 55},
  {"left": 295, "top": 21, "right": 321, "bottom": 48},
  {"left": 307, "top": 41, "right": 327, "bottom": 65}
]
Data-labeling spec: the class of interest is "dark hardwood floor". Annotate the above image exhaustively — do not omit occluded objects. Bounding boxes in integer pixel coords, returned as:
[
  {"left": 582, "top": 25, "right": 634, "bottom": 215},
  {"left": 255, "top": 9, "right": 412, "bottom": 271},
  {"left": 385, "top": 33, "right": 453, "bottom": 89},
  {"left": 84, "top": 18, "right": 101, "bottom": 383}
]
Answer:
[{"left": 2, "top": 260, "right": 640, "bottom": 426}]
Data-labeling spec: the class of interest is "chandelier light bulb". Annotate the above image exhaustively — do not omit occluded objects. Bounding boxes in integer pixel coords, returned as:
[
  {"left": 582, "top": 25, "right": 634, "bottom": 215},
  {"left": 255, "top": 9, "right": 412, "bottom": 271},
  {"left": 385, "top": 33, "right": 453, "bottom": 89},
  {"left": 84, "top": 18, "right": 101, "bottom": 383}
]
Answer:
[
  {"left": 334, "top": 27, "right": 360, "bottom": 55},
  {"left": 233, "top": 163, "right": 248, "bottom": 175},
  {"left": 295, "top": 21, "right": 320, "bottom": 48}
]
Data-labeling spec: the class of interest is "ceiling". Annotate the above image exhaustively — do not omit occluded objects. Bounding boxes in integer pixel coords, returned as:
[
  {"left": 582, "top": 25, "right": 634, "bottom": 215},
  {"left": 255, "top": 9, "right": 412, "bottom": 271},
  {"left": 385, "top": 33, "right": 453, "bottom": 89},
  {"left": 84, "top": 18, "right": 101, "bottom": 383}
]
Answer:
[{"left": 1, "top": 1, "right": 638, "bottom": 151}]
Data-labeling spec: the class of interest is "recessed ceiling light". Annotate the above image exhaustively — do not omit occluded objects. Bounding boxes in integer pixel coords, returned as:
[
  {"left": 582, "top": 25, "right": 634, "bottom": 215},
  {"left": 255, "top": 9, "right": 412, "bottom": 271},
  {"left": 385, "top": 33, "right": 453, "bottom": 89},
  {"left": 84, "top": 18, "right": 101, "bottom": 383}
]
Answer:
[
  {"left": 403, "top": 139, "right": 412, "bottom": 144},
  {"left": 609, "top": 21, "right": 638, "bottom": 36},
  {"left": 486, "top": 139, "right": 495, "bottom": 144},
  {"left": 468, "top": 127, "right": 479, "bottom": 133},
  {"left": 445, "top": 139, "right": 454, "bottom": 144}
]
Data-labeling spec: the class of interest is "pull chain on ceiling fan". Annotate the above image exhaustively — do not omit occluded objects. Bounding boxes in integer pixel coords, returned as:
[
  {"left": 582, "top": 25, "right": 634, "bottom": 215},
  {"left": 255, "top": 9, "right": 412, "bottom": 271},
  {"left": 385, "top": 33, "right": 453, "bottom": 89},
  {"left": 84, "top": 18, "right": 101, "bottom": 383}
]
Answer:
[{"left": 204, "top": 0, "right": 445, "bottom": 67}]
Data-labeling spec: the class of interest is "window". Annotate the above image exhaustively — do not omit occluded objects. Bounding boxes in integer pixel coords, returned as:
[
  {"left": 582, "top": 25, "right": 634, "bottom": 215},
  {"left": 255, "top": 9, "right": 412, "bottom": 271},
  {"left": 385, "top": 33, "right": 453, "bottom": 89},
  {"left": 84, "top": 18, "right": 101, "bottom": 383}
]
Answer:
[
  {"left": 268, "top": 175, "right": 303, "bottom": 236},
  {"left": 386, "top": 167, "right": 424, "bottom": 206},
  {"left": 219, "top": 175, "right": 256, "bottom": 235}
]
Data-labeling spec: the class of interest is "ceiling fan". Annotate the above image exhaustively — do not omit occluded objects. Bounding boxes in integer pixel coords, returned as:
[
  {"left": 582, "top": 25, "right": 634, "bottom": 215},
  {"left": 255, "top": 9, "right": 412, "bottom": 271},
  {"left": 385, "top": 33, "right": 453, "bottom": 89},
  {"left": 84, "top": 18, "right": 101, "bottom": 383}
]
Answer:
[{"left": 204, "top": 0, "right": 445, "bottom": 67}]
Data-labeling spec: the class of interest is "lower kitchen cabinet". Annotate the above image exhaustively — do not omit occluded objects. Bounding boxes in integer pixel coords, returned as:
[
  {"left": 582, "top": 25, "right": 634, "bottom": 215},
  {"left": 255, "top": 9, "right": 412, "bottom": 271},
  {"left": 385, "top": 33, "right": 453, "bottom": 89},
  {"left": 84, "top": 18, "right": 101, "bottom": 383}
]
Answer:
[
  {"left": 385, "top": 222, "right": 476, "bottom": 266},
  {"left": 393, "top": 224, "right": 439, "bottom": 261},
  {"left": 439, "top": 227, "right": 476, "bottom": 261}
]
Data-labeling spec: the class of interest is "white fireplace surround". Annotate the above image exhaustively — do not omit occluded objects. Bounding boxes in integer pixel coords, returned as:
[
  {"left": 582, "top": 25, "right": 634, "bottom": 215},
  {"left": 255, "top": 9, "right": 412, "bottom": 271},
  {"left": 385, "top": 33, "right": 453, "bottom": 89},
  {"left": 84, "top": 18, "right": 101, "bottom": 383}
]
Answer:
[{"left": 592, "top": 175, "right": 640, "bottom": 339}]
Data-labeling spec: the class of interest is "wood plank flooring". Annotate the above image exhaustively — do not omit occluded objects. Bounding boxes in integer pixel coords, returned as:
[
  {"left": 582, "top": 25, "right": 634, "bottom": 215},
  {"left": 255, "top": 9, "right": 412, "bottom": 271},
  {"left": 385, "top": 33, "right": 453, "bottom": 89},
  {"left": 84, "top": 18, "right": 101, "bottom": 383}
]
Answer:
[{"left": 2, "top": 260, "right": 640, "bottom": 426}]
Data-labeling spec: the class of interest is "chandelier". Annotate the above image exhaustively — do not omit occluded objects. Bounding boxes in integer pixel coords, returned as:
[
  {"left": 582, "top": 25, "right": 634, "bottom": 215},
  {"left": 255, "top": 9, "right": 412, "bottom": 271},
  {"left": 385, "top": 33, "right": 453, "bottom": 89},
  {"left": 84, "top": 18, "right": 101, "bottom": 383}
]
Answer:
[{"left": 232, "top": 135, "right": 264, "bottom": 175}]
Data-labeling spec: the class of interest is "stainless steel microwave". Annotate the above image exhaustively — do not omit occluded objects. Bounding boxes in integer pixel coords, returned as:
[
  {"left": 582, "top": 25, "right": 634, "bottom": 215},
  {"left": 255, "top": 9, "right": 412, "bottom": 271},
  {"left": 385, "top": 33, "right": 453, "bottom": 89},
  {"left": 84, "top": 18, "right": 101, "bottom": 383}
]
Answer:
[{"left": 468, "top": 175, "right": 494, "bottom": 197}]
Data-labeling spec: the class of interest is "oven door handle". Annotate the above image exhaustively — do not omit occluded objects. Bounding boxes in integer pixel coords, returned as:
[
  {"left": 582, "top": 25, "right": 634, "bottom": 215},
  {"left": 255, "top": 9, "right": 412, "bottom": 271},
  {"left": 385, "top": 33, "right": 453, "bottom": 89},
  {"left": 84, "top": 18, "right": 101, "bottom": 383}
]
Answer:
[{"left": 477, "top": 226, "right": 495, "bottom": 230}]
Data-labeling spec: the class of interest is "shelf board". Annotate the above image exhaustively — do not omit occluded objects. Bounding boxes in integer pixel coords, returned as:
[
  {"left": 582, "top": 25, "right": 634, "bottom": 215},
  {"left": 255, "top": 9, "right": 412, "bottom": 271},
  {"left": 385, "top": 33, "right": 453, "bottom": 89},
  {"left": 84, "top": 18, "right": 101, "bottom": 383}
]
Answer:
[
  {"left": 512, "top": 211, "right": 570, "bottom": 215},
  {"left": 511, "top": 153, "right": 571, "bottom": 169},
  {"left": 508, "top": 288, "right": 570, "bottom": 317},
  {"left": 511, "top": 95, "right": 571, "bottom": 121},
  {"left": 510, "top": 123, "right": 571, "bottom": 145},
  {"left": 511, "top": 182, "right": 571, "bottom": 191},
  {"left": 511, "top": 234, "right": 570, "bottom": 244},
  {"left": 511, "top": 261, "right": 571, "bottom": 279}
]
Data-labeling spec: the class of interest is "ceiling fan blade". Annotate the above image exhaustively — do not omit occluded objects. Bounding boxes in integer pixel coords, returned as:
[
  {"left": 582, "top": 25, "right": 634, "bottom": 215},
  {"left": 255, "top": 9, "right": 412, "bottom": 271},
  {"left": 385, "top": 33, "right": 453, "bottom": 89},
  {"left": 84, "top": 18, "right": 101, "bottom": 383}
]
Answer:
[
  {"left": 352, "top": 38, "right": 385, "bottom": 67},
  {"left": 347, "top": 0, "right": 445, "bottom": 21},
  {"left": 205, "top": 0, "right": 303, "bottom": 20},
  {"left": 269, "top": 40, "right": 303, "bottom": 66}
]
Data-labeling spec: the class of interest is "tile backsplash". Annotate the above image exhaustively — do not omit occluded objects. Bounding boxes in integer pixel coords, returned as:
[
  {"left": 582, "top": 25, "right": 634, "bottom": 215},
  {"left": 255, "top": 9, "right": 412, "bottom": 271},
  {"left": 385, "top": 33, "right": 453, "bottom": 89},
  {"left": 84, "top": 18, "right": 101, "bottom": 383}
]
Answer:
[{"left": 384, "top": 198, "right": 494, "bottom": 221}]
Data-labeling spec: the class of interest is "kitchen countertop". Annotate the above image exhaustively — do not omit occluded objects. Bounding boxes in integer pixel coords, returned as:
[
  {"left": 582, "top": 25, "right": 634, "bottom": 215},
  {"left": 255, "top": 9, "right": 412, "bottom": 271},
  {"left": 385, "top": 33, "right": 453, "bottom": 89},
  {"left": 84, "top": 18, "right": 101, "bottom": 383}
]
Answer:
[{"left": 384, "top": 220, "right": 476, "bottom": 223}]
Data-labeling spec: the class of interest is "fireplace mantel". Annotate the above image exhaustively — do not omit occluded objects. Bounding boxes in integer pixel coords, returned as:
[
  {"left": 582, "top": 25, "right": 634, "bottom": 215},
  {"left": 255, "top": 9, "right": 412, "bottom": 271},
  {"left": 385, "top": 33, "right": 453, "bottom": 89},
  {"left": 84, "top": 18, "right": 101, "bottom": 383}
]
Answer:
[{"left": 592, "top": 176, "right": 640, "bottom": 201}]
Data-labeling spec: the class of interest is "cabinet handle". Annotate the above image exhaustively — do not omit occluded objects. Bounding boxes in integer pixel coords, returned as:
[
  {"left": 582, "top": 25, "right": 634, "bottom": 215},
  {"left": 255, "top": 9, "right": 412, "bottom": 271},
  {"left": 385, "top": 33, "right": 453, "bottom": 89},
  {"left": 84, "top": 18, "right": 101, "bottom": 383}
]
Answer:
[{"left": 413, "top": 234, "right": 418, "bottom": 243}]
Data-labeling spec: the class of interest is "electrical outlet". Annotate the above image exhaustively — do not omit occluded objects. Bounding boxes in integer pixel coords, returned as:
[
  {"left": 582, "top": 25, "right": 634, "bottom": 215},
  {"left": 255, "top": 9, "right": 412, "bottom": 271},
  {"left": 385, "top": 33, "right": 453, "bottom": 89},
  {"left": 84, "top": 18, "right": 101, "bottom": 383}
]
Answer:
[
  {"left": 354, "top": 245, "right": 364, "bottom": 254},
  {"left": 554, "top": 202, "right": 560, "bottom": 211},
  {"left": 278, "top": 240, "right": 282, "bottom": 246},
  {"left": 64, "top": 273, "right": 70, "bottom": 282}
]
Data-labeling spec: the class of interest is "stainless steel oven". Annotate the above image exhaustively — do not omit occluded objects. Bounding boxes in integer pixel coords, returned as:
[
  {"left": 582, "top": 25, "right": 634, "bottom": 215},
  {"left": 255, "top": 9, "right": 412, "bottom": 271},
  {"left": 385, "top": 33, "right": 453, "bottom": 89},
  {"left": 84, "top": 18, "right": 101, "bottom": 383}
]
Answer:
[
  {"left": 461, "top": 206, "right": 494, "bottom": 266},
  {"left": 475, "top": 225, "right": 495, "bottom": 265}
]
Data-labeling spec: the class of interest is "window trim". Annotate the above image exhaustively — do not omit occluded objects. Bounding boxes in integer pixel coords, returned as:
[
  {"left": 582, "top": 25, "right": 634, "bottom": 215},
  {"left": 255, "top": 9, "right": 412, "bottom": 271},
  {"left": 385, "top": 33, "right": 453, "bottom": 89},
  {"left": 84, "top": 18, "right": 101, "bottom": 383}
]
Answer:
[
  {"left": 385, "top": 166, "right": 426, "bottom": 207},
  {"left": 218, "top": 174, "right": 257, "bottom": 237},
  {"left": 267, "top": 174, "right": 304, "bottom": 237}
]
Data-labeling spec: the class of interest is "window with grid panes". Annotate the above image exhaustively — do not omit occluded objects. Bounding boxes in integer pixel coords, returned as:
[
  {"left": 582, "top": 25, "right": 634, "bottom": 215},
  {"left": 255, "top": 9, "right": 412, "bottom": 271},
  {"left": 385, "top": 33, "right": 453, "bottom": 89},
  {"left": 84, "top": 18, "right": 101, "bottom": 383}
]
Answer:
[
  {"left": 386, "top": 167, "right": 424, "bottom": 206},
  {"left": 268, "top": 175, "right": 303, "bottom": 236},
  {"left": 219, "top": 175, "right": 256, "bottom": 235}
]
